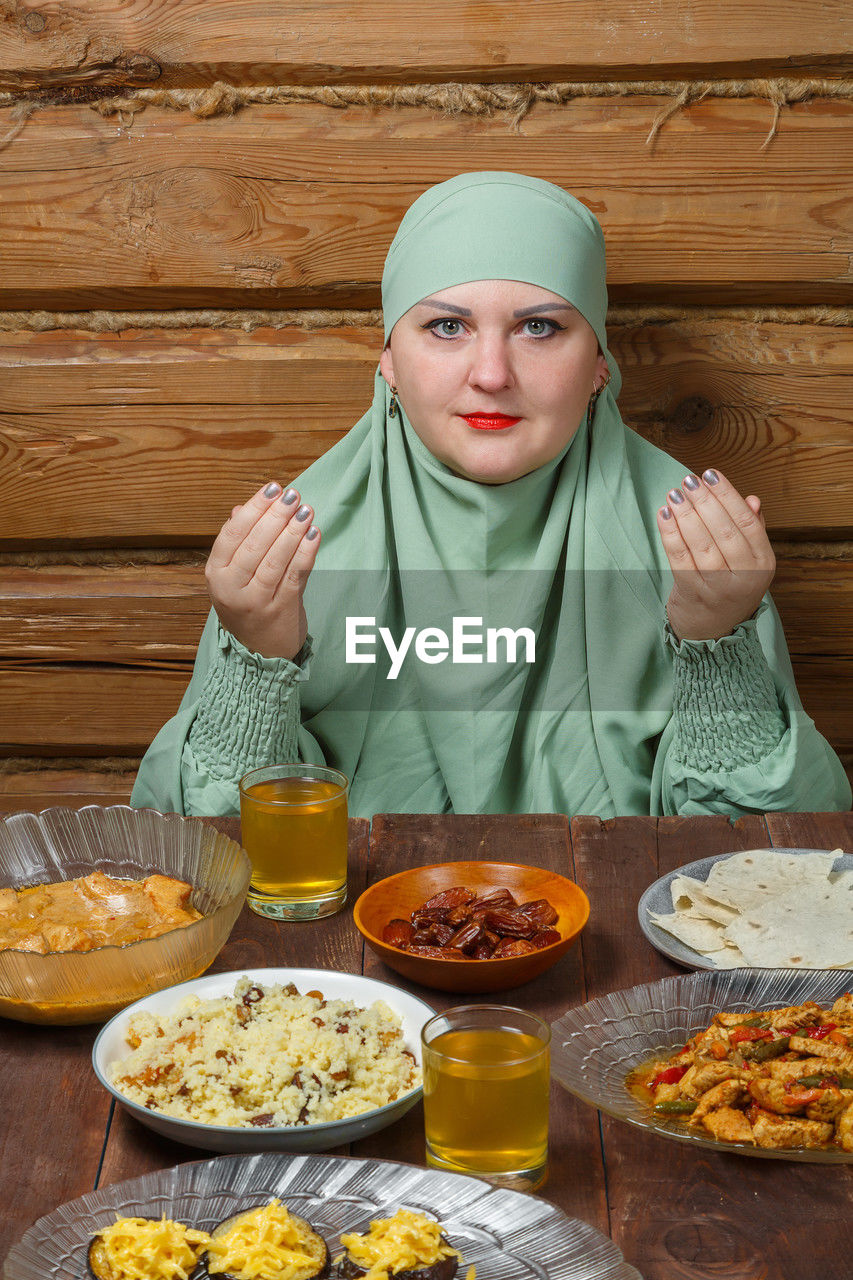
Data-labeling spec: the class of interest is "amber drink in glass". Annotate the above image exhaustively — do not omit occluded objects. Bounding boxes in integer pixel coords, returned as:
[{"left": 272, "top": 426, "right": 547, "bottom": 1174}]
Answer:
[
  {"left": 238, "top": 764, "right": 349, "bottom": 920},
  {"left": 421, "top": 1004, "right": 550, "bottom": 1191}
]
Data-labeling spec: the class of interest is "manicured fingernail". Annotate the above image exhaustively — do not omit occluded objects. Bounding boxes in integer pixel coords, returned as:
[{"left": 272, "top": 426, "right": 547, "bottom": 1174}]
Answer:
[
  {"left": 668, "top": 488, "right": 685, "bottom": 505},
  {"left": 683, "top": 474, "right": 700, "bottom": 491},
  {"left": 281, "top": 487, "right": 298, "bottom": 505},
  {"left": 296, "top": 504, "right": 312, "bottom": 522},
  {"left": 263, "top": 482, "right": 281, "bottom": 498},
  {"left": 661, "top": 506, "right": 672, "bottom": 520},
  {"left": 703, "top": 469, "right": 719, "bottom": 485},
  {"left": 306, "top": 525, "right": 319, "bottom": 541}
]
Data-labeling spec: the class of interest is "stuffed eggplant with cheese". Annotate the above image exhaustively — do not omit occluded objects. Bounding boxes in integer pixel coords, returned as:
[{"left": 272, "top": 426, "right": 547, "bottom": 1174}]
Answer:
[
  {"left": 334, "top": 1209, "right": 468, "bottom": 1280},
  {"left": 88, "top": 1216, "right": 210, "bottom": 1280},
  {"left": 205, "top": 1200, "right": 330, "bottom": 1280}
]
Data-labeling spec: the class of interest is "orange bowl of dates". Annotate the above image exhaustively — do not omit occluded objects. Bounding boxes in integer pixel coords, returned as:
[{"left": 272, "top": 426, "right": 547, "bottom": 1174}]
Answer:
[{"left": 353, "top": 861, "right": 589, "bottom": 993}]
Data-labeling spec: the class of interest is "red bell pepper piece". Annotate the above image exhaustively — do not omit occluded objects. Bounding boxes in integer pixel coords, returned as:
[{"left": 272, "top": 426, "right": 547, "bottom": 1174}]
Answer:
[
  {"left": 651, "top": 1065, "right": 688, "bottom": 1089},
  {"left": 785, "top": 1087, "right": 824, "bottom": 1106},
  {"left": 730, "top": 1026, "right": 774, "bottom": 1046},
  {"left": 801, "top": 1024, "right": 836, "bottom": 1040}
]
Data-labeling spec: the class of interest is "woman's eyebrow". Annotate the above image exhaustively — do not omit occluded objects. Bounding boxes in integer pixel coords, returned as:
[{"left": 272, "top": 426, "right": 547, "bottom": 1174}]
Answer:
[
  {"left": 418, "top": 298, "right": 472, "bottom": 316},
  {"left": 513, "top": 302, "right": 577, "bottom": 317}
]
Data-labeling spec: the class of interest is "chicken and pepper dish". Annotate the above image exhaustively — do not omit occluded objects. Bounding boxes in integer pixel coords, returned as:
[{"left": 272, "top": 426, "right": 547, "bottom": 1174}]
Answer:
[{"left": 629, "top": 994, "right": 853, "bottom": 1151}]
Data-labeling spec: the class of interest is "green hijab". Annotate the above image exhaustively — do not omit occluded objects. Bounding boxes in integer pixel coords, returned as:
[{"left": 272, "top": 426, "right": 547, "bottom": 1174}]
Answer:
[{"left": 289, "top": 171, "right": 687, "bottom": 817}]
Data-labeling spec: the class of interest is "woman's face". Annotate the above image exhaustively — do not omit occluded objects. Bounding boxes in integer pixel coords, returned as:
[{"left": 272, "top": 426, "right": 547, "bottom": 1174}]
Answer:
[{"left": 379, "top": 279, "right": 609, "bottom": 484}]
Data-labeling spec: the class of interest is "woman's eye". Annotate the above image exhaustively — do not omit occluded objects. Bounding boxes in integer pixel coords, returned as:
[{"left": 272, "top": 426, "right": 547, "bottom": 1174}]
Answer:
[
  {"left": 521, "top": 318, "right": 561, "bottom": 337},
  {"left": 427, "top": 318, "right": 464, "bottom": 338}
]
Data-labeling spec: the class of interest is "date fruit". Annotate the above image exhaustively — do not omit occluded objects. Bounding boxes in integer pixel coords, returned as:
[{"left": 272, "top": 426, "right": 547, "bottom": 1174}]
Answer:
[
  {"left": 382, "top": 919, "right": 415, "bottom": 948},
  {"left": 406, "top": 945, "right": 465, "bottom": 960},
  {"left": 492, "top": 938, "right": 538, "bottom": 959},
  {"left": 447, "top": 920, "right": 484, "bottom": 952},
  {"left": 530, "top": 928, "right": 561, "bottom": 949},
  {"left": 519, "top": 898, "right": 559, "bottom": 928},
  {"left": 483, "top": 908, "right": 538, "bottom": 939},
  {"left": 422, "top": 887, "right": 475, "bottom": 912}
]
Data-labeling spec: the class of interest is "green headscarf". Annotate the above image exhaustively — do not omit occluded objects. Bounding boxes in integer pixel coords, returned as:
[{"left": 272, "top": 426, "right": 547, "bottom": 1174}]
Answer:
[
  {"left": 287, "top": 171, "right": 686, "bottom": 816},
  {"left": 382, "top": 171, "right": 616, "bottom": 389}
]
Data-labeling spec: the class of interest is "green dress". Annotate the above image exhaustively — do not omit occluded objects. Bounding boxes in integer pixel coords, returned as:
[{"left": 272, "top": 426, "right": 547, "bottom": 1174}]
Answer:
[{"left": 131, "top": 173, "right": 851, "bottom": 819}]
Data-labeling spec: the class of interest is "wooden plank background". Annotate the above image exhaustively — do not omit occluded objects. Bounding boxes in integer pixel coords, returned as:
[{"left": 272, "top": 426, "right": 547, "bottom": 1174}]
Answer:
[
  {"left": 1, "top": 100, "right": 851, "bottom": 306},
  {"left": 0, "top": 2, "right": 850, "bottom": 804},
  {"left": 1, "top": 1, "right": 849, "bottom": 87},
  {"left": 1, "top": 319, "right": 849, "bottom": 544}
]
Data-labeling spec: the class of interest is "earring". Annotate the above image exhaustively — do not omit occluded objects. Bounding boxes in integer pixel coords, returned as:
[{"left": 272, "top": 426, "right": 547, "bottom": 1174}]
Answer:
[
  {"left": 588, "top": 371, "right": 611, "bottom": 412},
  {"left": 388, "top": 385, "right": 399, "bottom": 418}
]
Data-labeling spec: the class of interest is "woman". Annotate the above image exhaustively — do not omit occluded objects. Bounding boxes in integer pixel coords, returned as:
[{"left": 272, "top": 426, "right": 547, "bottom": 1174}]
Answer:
[{"left": 131, "top": 172, "right": 851, "bottom": 819}]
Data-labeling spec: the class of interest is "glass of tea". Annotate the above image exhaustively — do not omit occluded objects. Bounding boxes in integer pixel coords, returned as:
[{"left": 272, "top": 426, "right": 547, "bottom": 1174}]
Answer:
[
  {"left": 421, "top": 1004, "right": 551, "bottom": 1191},
  {"left": 238, "top": 764, "right": 349, "bottom": 920}
]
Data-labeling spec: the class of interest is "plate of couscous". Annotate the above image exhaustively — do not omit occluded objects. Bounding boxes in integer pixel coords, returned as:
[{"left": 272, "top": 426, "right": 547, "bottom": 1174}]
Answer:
[{"left": 92, "top": 968, "right": 434, "bottom": 1152}]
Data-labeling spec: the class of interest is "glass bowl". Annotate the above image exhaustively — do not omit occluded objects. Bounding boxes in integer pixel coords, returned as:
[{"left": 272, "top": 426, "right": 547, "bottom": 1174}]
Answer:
[
  {"left": 0, "top": 806, "right": 251, "bottom": 1024},
  {"left": 551, "top": 968, "right": 853, "bottom": 1162}
]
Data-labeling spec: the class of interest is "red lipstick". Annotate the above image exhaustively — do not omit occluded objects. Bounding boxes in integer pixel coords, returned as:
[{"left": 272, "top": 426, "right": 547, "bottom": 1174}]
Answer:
[{"left": 461, "top": 413, "right": 522, "bottom": 431}]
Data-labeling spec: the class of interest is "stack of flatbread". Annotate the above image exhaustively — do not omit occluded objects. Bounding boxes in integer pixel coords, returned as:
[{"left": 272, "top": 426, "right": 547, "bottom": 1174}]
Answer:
[{"left": 649, "top": 848, "right": 853, "bottom": 968}]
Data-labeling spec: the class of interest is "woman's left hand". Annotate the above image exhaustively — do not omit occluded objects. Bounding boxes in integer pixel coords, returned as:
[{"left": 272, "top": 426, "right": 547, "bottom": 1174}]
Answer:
[{"left": 657, "top": 469, "right": 776, "bottom": 641}]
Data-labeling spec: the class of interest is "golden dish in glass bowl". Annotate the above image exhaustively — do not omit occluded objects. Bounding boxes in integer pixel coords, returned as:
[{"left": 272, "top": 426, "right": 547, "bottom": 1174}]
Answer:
[{"left": 0, "top": 805, "right": 250, "bottom": 1024}]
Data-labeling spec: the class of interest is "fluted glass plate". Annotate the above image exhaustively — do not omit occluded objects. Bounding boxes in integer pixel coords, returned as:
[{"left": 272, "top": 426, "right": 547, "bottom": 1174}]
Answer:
[
  {"left": 638, "top": 847, "right": 853, "bottom": 970},
  {"left": 552, "top": 969, "right": 853, "bottom": 1162},
  {"left": 3, "top": 1152, "right": 641, "bottom": 1280},
  {"left": 93, "top": 968, "right": 435, "bottom": 1152},
  {"left": 0, "top": 806, "right": 251, "bottom": 1023}
]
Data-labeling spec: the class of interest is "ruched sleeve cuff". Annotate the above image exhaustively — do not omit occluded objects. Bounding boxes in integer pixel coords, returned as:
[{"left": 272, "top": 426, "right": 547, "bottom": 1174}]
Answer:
[
  {"left": 187, "top": 625, "right": 313, "bottom": 782},
  {"left": 664, "top": 607, "right": 787, "bottom": 772}
]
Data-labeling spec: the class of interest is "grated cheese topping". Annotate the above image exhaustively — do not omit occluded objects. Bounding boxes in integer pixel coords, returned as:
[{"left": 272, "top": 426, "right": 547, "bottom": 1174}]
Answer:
[
  {"left": 338, "top": 1208, "right": 474, "bottom": 1279},
  {"left": 90, "top": 1216, "right": 211, "bottom": 1280},
  {"left": 205, "top": 1199, "right": 327, "bottom": 1279}
]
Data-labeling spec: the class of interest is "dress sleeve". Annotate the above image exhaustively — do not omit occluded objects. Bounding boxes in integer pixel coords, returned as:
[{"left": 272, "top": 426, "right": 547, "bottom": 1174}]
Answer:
[
  {"left": 652, "top": 597, "right": 852, "bottom": 816},
  {"left": 130, "top": 609, "right": 324, "bottom": 817}
]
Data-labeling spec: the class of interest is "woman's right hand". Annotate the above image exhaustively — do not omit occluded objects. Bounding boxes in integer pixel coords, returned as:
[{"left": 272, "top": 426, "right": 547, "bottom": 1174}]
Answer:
[{"left": 205, "top": 482, "right": 321, "bottom": 660}]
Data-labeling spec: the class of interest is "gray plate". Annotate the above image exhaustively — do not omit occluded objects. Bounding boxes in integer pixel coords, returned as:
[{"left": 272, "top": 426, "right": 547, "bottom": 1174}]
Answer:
[
  {"left": 638, "top": 847, "right": 853, "bottom": 970},
  {"left": 3, "top": 1152, "right": 642, "bottom": 1280}
]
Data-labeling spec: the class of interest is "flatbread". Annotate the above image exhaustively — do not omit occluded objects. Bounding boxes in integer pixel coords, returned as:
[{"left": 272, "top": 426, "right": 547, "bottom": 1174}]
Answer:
[
  {"left": 649, "top": 908, "right": 731, "bottom": 954},
  {"left": 708, "top": 944, "right": 750, "bottom": 969},
  {"left": 669, "top": 874, "right": 739, "bottom": 924},
  {"left": 656, "top": 848, "right": 851, "bottom": 969},
  {"left": 705, "top": 849, "right": 840, "bottom": 911},
  {"left": 722, "top": 877, "right": 853, "bottom": 968}
]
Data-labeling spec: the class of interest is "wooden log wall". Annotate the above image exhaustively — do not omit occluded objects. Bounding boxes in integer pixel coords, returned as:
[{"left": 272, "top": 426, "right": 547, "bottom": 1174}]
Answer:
[{"left": 0, "top": 1, "right": 850, "bottom": 809}]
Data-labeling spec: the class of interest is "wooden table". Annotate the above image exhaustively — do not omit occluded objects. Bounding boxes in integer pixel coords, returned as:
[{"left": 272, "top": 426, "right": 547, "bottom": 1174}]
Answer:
[{"left": 3, "top": 810, "right": 853, "bottom": 1280}]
